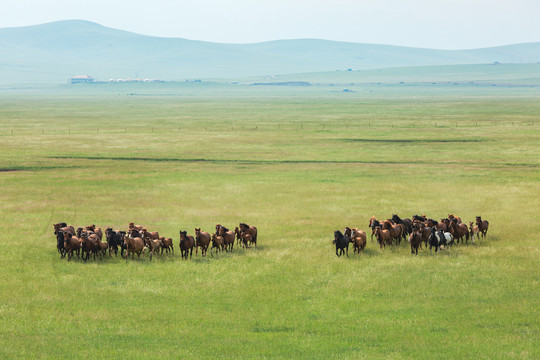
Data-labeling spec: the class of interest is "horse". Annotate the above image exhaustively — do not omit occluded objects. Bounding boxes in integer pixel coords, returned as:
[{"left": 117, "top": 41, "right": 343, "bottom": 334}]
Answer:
[
  {"left": 53, "top": 223, "right": 75, "bottom": 236},
  {"left": 437, "top": 229, "right": 454, "bottom": 247},
  {"left": 128, "top": 222, "right": 144, "bottom": 231},
  {"left": 391, "top": 214, "right": 412, "bottom": 235},
  {"left": 418, "top": 223, "right": 430, "bottom": 249},
  {"left": 56, "top": 231, "right": 66, "bottom": 258},
  {"left": 218, "top": 225, "right": 235, "bottom": 252},
  {"left": 368, "top": 217, "right": 382, "bottom": 242},
  {"left": 349, "top": 229, "right": 366, "bottom": 255},
  {"left": 80, "top": 232, "right": 100, "bottom": 261},
  {"left": 179, "top": 231, "right": 195, "bottom": 260},
  {"left": 234, "top": 227, "right": 243, "bottom": 246},
  {"left": 408, "top": 227, "right": 423, "bottom": 255},
  {"left": 211, "top": 233, "right": 225, "bottom": 255},
  {"left": 383, "top": 220, "right": 404, "bottom": 245},
  {"left": 428, "top": 227, "right": 442, "bottom": 254},
  {"left": 105, "top": 228, "right": 124, "bottom": 257},
  {"left": 144, "top": 238, "right": 162, "bottom": 260},
  {"left": 125, "top": 235, "right": 145, "bottom": 261},
  {"left": 374, "top": 226, "right": 390, "bottom": 250},
  {"left": 63, "top": 232, "right": 81, "bottom": 261},
  {"left": 476, "top": 216, "right": 489, "bottom": 238},
  {"left": 449, "top": 219, "right": 469, "bottom": 245},
  {"left": 194, "top": 228, "right": 211, "bottom": 256},
  {"left": 242, "top": 233, "right": 253, "bottom": 248},
  {"left": 160, "top": 237, "right": 174, "bottom": 255},
  {"left": 239, "top": 223, "right": 257, "bottom": 246},
  {"left": 333, "top": 230, "right": 350, "bottom": 257},
  {"left": 141, "top": 228, "right": 159, "bottom": 240},
  {"left": 448, "top": 214, "right": 462, "bottom": 223},
  {"left": 437, "top": 218, "right": 449, "bottom": 232},
  {"left": 85, "top": 225, "right": 103, "bottom": 241},
  {"left": 469, "top": 222, "right": 480, "bottom": 243}
]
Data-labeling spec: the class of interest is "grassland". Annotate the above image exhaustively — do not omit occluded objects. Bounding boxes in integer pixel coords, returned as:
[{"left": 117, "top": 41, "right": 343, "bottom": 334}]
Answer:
[{"left": 0, "top": 83, "right": 539, "bottom": 359}]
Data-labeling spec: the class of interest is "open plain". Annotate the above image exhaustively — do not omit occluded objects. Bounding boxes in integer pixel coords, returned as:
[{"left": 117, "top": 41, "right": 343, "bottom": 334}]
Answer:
[{"left": 0, "top": 80, "right": 539, "bottom": 359}]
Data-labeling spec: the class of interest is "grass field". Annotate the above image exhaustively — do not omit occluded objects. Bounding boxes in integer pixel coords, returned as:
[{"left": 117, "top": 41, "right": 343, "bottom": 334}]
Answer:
[{"left": 0, "top": 83, "right": 539, "bottom": 359}]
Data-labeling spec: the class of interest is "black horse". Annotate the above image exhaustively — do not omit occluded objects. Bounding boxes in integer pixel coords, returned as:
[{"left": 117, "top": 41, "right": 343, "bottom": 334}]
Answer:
[
  {"left": 105, "top": 228, "right": 125, "bottom": 257},
  {"left": 333, "top": 230, "right": 350, "bottom": 257},
  {"left": 56, "top": 230, "right": 66, "bottom": 258},
  {"left": 391, "top": 214, "right": 413, "bottom": 235},
  {"left": 429, "top": 227, "right": 443, "bottom": 254}
]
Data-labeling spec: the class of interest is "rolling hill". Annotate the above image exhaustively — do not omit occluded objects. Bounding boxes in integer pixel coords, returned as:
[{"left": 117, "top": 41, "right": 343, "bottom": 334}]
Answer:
[{"left": 1, "top": 20, "right": 540, "bottom": 84}]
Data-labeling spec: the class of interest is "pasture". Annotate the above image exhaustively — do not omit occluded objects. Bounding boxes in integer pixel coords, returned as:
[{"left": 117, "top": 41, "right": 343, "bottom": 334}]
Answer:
[{"left": 0, "top": 82, "right": 539, "bottom": 359}]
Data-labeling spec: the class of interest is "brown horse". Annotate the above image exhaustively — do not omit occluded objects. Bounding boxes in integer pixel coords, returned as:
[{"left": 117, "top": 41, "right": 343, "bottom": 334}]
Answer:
[
  {"left": 476, "top": 216, "right": 489, "bottom": 238},
  {"left": 437, "top": 219, "right": 449, "bottom": 232},
  {"left": 239, "top": 223, "right": 257, "bottom": 247},
  {"left": 449, "top": 219, "right": 469, "bottom": 245},
  {"left": 54, "top": 223, "right": 75, "bottom": 236},
  {"left": 350, "top": 229, "right": 366, "bottom": 254},
  {"left": 242, "top": 233, "right": 253, "bottom": 248},
  {"left": 144, "top": 238, "right": 162, "bottom": 260},
  {"left": 63, "top": 232, "right": 81, "bottom": 261},
  {"left": 80, "top": 232, "right": 100, "bottom": 261},
  {"left": 218, "top": 225, "right": 235, "bottom": 252},
  {"left": 448, "top": 214, "right": 462, "bottom": 223},
  {"left": 408, "top": 227, "right": 422, "bottom": 255},
  {"left": 234, "top": 227, "right": 243, "bottom": 246},
  {"left": 374, "top": 226, "right": 390, "bottom": 250},
  {"left": 84, "top": 225, "right": 103, "bottom": 240},
  {"left": 141, "top": 228, "right": 159, "bottom": 240},
  {"left": 160, "top": 237, "right": 174, "bottom": 255},
  {"left": 125, "top": 236, "right": 145, "bottom": 261},
  {"left": 129, "top": 222, "right": 144, "bottom": 231},
  {"left": 383, "top": 220, "right": 403, "bottom": 245},
  {"left": 418, "top": 223, "right": 430, "bottom": 249},
  {"left": 179, "top": 231, "right": 195, "bottom": 260},
  {"left": 195, "top": 228, "right": 211, "bottom": 256},
  {"left": 211, "top": 233, "right": 225, "bottom": 255}
]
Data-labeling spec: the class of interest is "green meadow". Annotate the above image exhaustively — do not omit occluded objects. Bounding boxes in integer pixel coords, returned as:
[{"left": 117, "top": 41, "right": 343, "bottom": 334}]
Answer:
[{"left": 0, "top": 82, "right": 539, "bottom": 359}]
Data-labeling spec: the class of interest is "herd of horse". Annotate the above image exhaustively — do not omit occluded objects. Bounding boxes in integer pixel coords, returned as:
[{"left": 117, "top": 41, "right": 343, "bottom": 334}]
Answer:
[
  {"left": 333, "top": 214, "right": 490, "bottom": 256},
  {"left": 54, "top": 222, "right": 258, "bottom": 261}
]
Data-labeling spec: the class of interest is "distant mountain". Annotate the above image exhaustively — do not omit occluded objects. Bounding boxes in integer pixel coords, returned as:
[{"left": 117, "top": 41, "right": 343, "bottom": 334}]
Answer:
[{"left": 1, "top": 20, "right": 540, "bottom": 84}]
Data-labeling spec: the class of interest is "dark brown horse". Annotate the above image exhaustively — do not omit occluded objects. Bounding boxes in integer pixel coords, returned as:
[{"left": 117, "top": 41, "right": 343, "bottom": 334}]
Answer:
[
  {"left": 449, "top": 219, "right": 469, "bottom": 245},
  {"left": 195, "top": 228, "right": 211, "bottom": 256},
  {"left": 179, "top": 231, "right": 195, "bottom": 260},
  {"left": 368, "top": 216, "right": 381, "bottom": 242},
  {"left": 218, "top": 225, "right": 235, "bottom": 252},
  {"left": 408, "top": 226, "right": 423, "bottom": 255},
  {"left": 476, "top": 216, "right": 489, "bottom": 238},
  {"left": 80, "top": 232, "right": 100, "bottom": 261}
]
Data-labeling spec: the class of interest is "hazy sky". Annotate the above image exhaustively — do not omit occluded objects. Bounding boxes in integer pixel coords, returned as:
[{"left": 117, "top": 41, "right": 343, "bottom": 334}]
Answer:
[{"left": 3, "top": 0, "right": 539, "bottom": 49}]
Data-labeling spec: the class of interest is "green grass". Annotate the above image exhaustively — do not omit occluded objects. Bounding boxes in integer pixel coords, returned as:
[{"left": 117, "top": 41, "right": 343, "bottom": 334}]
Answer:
[{"left": 0, "top": 84, "right": 539, "bottom": 359}]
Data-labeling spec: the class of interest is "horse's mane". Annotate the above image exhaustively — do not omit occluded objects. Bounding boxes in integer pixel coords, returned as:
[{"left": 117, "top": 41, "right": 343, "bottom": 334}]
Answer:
[
  {"left": 392, "top": 214, "right": 402, "bottom": 222},
  {"left": 221, "top": 226, "right": 229, "bottom": 232}
]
